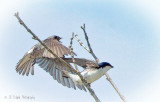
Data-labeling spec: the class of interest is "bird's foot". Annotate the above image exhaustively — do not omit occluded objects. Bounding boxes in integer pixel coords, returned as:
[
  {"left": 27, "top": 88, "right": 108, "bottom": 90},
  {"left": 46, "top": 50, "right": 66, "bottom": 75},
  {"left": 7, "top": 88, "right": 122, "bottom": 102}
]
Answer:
[{"left": 83, "top": 80, "right": 91, "bottom": 87}]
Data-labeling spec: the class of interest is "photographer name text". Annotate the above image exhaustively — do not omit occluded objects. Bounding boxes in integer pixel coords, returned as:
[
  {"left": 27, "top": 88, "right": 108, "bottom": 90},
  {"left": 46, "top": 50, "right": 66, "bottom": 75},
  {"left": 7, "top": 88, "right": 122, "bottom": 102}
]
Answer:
[{"left": 4, "top": 94, "right": 35, "bottom": 101}]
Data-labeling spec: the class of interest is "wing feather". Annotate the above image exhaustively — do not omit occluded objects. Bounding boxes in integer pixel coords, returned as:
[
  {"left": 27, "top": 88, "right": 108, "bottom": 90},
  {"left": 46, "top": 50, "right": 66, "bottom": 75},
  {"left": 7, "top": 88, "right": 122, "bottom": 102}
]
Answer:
[
  {"left": 52, "top": 65, "right": 57, "bottom": 80},
  {"left": 37, "top": 58, "right": 45, "bottom": 66},
  {"left": 45, "top": 60, "right": 52, "bottom": 72},
  {"left": 26, "top": 61, "right": 32, "bottom": 76},
  {"left": 59, "top": 72, "right": 65, "bottom": 86},
  {"left": 31, "top": 66, "right": 34, "bottom": 75},
  {"left": 41, "top": 59, "right": 49, "bottom": 68},
  {"left": 36, "top": 57, "right": 86, "bottom": 91},
  {"left": 18, "top": 62, "right": 28, "bottom": 74},
  {"left": 26, "top": 64, "right": 31, "bottom": 76},
  {"left": 22, "top": 60, "right": 31, "bottom": 75},
  {"left": 56, "top": 69, "right": 61, "bottom": 83},
  {"left": 63, "top": 58, "right": 99, "bottom": 68},
  {"left": 65, "top": 78, "right": 70, "bottom": 88},
  {"left": 68, "top": 78, "right": 76, "bottom": 90}
]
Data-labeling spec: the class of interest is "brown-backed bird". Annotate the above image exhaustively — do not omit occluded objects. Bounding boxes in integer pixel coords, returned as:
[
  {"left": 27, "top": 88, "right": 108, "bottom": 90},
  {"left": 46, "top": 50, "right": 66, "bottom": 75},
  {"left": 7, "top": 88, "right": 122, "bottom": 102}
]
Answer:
[{"left": 16, "top": 35, "right": 86, "bottom": 91}]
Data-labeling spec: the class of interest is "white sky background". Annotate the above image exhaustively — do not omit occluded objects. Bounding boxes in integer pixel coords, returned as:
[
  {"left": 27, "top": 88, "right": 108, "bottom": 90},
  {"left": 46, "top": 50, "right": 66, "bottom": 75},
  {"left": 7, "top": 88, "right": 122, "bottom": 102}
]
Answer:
[{"left": 0, "top": 0, "right": 160, "bottom": 102}]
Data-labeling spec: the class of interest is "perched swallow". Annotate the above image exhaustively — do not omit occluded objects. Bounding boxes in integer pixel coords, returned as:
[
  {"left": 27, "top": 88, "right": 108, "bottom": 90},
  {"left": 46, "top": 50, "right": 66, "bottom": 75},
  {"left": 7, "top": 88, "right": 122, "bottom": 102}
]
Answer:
[{"left": 62, "top": 58, "right": 113, "bottom": 85}]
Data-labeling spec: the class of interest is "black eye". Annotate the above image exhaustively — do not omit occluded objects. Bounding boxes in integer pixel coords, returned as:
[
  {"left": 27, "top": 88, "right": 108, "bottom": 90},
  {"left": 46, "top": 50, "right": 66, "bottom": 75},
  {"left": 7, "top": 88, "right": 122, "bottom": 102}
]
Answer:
[{"left": 54, "top": 36, "right": 57, "bottom": 39}]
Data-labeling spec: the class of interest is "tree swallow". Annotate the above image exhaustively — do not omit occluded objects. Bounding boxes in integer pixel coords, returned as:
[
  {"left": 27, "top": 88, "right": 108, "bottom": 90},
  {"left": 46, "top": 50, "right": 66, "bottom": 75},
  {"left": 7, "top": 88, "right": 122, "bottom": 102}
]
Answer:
[
  {"left": 16, "top": 35, "right": 113, "bottom": 91},
  {"left": 62, "top": 58, "right": 113, "bottom": 86}
]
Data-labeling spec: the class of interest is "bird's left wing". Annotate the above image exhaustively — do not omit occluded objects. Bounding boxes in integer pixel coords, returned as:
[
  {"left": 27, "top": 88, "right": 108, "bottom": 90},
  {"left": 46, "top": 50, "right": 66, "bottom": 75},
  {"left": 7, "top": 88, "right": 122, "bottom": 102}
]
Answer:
[
  {"left": 36, "top": 57, "right": 86, "bottom": 91},
  {"left": 16, "top": 45, "right": 45, "bottom": 76}
]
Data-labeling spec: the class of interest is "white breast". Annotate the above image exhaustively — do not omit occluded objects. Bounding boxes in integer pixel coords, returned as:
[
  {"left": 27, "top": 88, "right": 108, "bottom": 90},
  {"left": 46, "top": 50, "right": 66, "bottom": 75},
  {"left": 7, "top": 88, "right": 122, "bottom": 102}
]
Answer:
[
  {"left": 81, "top": 66, "right": 111, "bottom": 83},
  {"left": 68, "top": 66, "right": 112, "bottom": 85}
]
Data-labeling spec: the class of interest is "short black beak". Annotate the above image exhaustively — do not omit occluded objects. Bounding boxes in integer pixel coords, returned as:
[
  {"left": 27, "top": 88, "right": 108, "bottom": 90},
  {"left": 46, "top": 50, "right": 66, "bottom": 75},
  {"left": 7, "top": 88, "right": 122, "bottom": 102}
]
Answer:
[{"left": 111, "top": 65, "right": 114, "bottom": 68}]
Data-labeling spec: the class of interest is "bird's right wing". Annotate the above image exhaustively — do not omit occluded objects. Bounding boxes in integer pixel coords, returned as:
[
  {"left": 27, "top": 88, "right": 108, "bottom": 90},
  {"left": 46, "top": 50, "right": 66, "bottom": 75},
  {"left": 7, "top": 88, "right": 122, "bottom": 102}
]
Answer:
[{"left": 63, "top": 58, "right": 99, "bottom": 69}]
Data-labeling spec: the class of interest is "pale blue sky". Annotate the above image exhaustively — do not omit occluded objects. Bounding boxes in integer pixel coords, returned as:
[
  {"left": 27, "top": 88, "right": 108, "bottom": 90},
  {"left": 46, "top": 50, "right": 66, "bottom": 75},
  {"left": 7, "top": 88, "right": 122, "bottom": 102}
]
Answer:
[{"left": 0, "top": 0, "right": 160, "bottom": 102}]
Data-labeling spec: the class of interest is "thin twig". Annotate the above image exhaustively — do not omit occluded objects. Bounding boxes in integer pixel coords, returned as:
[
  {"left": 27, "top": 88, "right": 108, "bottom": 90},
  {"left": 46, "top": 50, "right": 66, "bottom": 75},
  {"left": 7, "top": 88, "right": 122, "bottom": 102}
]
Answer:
[
  {"left": 14, "top": 12, "right": 101, "bottom": 102},
  {"left": 69, "top": 33, "right": 79, "bottom": 72},
  {"left": 105, "top": 74, "right": 127, "bottom": 102},
  {"left": 81, "top": 24, "right": 100, "bottom": 63},
  {"left": 80, "top": 24, "right": 127, "bottom": 102},
  {"left": 75, "top": 34, "right": 90, "bottom": 52}
]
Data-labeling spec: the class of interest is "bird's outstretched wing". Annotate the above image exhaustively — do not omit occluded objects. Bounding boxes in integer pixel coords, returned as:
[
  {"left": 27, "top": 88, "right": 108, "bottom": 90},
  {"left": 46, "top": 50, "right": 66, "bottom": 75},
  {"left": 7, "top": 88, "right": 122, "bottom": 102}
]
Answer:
[
  {"left": 16, "top": 36, "right": 75, "bottom": 76},
  {"left": 16, "top": 54, "right": 35, "bottom": 76},
  {"left": 16, "top": 46, "right": 44, "bottom": 76},
  {"left": 63, "top": 58, "right": 99, "bottom": 68},
  {"left": 36, "top": 57, "right": 86, "bottom": 91},
  {"left": 16, "top": 36, "right": 85, "bottom": 91}
]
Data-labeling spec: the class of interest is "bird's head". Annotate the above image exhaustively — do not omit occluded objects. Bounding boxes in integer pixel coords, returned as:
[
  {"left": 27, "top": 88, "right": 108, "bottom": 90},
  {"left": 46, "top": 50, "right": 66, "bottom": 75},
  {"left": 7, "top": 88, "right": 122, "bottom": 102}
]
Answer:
[
  {"left": 53, "top": 35, "right": 62, "bottom": 41},
  {"left": 98, "top": 62, "right": 113, "bottom": 68},
  {"left": 46, "top": 35, "right": 62, "bottom": 41}
]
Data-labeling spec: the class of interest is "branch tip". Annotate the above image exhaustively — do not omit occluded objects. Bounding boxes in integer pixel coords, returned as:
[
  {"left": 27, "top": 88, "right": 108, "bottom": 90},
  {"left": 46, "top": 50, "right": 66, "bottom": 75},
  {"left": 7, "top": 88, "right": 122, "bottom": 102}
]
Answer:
[
  {"left": 14, "top": 12, "right": 19, "bottom": 16},
  {"left": 79, "top": 24, "right": 127, "bottom": 102}
]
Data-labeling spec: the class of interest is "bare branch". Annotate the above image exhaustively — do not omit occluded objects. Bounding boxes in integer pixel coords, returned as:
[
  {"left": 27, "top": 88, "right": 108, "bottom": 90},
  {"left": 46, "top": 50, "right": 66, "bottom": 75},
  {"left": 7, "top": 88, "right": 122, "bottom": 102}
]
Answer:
[
  {"left": 75, "top": 33, "right": 91, "bottom": 52},
  {"left": 14, "top": 12, "right": 101, "bottom": 102},
  {"left": 80, "top": 24, "right": 127, "bottom": 102},
  {"left": 81, "top": 24, "right": 100, "bottom": 63},
  {"left": 105, "top": 74, "right": 127, "bottom": 102},
  {"left": 69, "top": 33, "right": 79, "bottom": 72}
]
